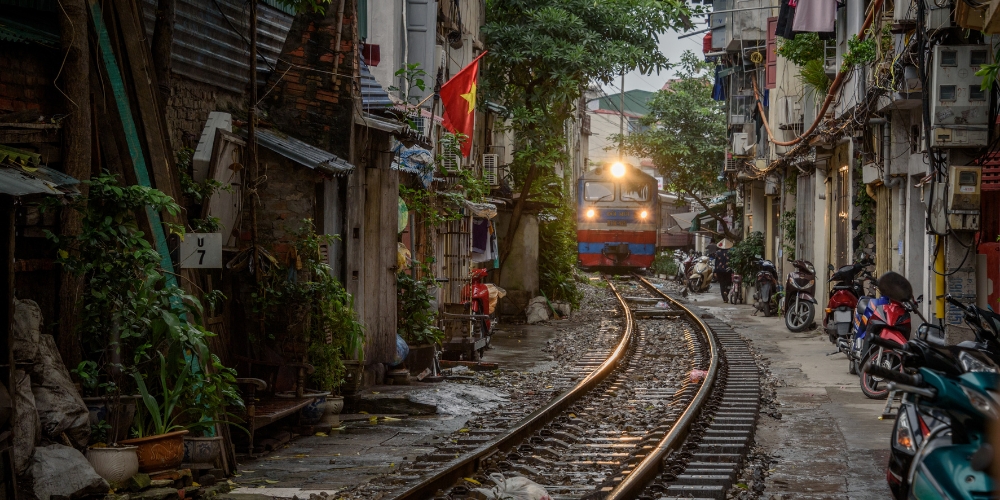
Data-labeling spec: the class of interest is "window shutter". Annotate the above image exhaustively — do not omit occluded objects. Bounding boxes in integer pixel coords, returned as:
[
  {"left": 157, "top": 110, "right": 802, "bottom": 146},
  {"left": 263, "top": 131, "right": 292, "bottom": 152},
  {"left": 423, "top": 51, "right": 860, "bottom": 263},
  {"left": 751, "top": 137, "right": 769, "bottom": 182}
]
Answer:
[{"left": 766, "top": 16, "right": 778, "bottom": 89}]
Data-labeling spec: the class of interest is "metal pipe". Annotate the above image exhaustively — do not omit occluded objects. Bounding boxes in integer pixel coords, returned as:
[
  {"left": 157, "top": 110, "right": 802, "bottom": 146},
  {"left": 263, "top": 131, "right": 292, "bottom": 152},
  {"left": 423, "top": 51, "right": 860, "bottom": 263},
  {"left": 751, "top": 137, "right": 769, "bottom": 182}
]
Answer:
[
  {"left": 693, "top": 4, "right": 780, "bottom": 14},
  {"left": 333, "top": 0, "right": 346, "bottom": 76}
]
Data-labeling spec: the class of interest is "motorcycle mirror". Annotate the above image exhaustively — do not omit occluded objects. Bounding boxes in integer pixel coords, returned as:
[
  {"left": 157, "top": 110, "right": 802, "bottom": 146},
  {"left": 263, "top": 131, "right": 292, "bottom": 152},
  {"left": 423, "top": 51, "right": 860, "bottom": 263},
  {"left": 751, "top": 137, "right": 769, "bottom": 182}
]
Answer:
[
  {"left": 754, "top": 255, "right": 762, "bottom": 259},
  {"left": 915, "top": 294, "right": 923, "bottom": 302},
  {"left": 828, "top": 264, "right": 835, "bottom": 271},
  {"left": 877, "top": 272, "right": 913, "bottom": 303}
]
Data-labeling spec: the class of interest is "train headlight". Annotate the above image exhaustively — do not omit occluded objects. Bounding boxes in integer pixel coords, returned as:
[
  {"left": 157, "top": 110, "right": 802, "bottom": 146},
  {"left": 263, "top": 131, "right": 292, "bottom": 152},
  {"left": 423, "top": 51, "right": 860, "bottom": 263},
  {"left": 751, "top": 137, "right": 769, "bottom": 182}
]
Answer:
[
  {"left": 640, "top": 210, "right": 648, "bottom": 219},
  {"left": 586, "top": 209, "right": 595, "bottom": 218},
  {"left": 611, "top": 162, "right": 626, "bottom": 178}
]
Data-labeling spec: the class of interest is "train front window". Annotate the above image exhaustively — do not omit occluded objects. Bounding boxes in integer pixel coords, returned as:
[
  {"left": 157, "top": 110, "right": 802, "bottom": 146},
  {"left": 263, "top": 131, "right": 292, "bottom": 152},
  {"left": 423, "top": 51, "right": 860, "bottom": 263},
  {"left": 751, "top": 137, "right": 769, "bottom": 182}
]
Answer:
[
  {"left": 620, "top": 182, "right": 651, "bottom": 202},
  {"left": 584, "top": 182, "right": 614, "bottom": 201}
]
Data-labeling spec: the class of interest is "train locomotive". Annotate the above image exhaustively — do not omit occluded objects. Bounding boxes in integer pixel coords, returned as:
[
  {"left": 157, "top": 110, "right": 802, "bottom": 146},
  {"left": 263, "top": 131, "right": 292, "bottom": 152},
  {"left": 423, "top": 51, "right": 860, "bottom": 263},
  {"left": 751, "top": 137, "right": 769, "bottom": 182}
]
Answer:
[{"left": 577, "top": 162, "right": 658, "bottom": 269}]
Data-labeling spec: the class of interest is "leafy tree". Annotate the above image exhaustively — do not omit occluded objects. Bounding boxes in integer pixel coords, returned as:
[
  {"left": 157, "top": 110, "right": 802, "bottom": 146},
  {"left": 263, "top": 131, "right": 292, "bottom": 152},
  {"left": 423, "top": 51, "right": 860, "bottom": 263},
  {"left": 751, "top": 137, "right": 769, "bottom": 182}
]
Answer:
[
  {"left": 618, "top": 51, "right": 738, "bottom": 240},
  {"left": 482, "top": 0, "right": 693, "bottom": 293}
]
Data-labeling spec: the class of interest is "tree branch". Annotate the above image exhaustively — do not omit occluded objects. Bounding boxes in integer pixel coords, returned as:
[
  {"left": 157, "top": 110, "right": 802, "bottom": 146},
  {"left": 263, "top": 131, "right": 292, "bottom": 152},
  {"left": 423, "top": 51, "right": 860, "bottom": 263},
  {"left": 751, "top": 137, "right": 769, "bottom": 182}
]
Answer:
[{"left": 683, "top": 189, "right": 740, "bottom": 241}]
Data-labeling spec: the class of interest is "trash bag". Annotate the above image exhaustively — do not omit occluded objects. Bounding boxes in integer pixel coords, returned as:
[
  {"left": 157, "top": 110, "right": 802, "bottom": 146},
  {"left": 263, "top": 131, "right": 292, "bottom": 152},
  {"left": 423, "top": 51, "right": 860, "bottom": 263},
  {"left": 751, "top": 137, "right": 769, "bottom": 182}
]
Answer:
[
  {"left": 485, "top": 283, "right": 506, "bottom": 315},
  {"left": 472, "top": 473, "right": 552, "bottom": 500},
  {"left": 524, "top": 297, "right": 550, "bottom": 324},
  {"left": 390, "top": 334, "right": 410, "bottom": 367}
]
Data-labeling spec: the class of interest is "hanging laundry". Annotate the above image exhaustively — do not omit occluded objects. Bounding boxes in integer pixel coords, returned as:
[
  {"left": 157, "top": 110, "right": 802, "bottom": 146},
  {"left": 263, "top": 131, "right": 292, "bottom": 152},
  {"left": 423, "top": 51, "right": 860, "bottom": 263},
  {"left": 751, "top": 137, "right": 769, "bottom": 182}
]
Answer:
[
  {"left": 712, "top": 65, "right": 728, "bottom": 101},
  {"left": 792, "top": 0, "right": 835, "bottom": 33},
  {"left": 472, "top": 217, "right": 489, "bottom": 254},
  {"left": 776, "top": 0, "right": 797, "bottom": 39}
]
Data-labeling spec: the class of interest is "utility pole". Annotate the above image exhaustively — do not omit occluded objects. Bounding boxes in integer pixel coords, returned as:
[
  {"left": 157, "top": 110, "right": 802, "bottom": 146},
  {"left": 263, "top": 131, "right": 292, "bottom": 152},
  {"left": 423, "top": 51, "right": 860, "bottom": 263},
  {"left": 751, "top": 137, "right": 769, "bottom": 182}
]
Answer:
[
  {"left": 247, "top": 0, "right": 260, "bottom": 279},
  {"left": 619, "top": 69, "right": 625, "bottom": 156}
]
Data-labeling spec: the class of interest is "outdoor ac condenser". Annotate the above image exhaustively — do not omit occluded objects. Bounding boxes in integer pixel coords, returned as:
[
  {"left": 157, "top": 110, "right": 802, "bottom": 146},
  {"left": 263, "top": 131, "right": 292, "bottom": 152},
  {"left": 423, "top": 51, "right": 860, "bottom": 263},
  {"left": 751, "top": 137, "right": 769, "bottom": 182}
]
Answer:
[
  {"left": 732, "top": 133, "right": 749, "bottom": 155},
  {"left": 482, "top": 154, "right": 499, "bottom": 186}
]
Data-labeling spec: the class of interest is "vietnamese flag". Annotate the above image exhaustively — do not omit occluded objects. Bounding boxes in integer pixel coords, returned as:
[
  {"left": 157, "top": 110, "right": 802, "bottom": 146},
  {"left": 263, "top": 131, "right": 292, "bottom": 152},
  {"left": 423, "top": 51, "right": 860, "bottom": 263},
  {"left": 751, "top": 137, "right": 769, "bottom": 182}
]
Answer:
[{"left": 440, "top": 51, "right": 487, "bottom": 157}]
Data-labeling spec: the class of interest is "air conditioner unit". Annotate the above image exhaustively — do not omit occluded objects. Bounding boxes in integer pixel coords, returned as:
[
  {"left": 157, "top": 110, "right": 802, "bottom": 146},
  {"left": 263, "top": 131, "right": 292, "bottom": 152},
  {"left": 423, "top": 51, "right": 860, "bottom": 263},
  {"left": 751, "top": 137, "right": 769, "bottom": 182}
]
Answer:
[
  {"left": 441, "top": 153, "right": 462, "bottom": 173},
  {"left": 724, "top": 153, "right": 738, "bottom": 172},
  {"left": 732, "top": 133, "right": 749, "bottom": 155},
  {"left": 482, "top": 154, "right": 499, "bottom": 186}
]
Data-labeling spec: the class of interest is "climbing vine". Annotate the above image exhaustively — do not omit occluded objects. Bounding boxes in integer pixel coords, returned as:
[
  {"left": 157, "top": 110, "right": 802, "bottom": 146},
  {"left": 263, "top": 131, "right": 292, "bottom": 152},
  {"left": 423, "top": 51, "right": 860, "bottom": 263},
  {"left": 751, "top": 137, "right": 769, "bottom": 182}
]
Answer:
[{"left": 854, "top": 161, "right": 877, "bottom": 250}]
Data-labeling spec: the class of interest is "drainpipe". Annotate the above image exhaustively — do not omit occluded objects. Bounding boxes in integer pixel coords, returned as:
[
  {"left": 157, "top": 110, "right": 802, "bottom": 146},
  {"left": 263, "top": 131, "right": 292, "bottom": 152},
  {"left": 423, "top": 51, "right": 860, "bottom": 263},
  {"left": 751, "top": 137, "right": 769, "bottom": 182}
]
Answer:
[{"left": 333, "top": 0, "right": 346, "bottom": 78}]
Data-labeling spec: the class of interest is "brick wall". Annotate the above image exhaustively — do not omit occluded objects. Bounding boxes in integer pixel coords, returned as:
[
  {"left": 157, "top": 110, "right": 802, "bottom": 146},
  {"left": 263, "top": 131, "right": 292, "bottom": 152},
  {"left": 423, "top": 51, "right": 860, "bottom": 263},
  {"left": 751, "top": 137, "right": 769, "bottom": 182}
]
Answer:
[
  {"left": 263, "top": 3, "right": 357, "bottom": 160},
  {"left": 164, "top": 73, "right": 244, "bottom": 151},
  {"left": 254, "top": 149, "right": 322, "bottom": 244},
  {"left": 0, "top": 43, "right": 62, "bottom": 117}
]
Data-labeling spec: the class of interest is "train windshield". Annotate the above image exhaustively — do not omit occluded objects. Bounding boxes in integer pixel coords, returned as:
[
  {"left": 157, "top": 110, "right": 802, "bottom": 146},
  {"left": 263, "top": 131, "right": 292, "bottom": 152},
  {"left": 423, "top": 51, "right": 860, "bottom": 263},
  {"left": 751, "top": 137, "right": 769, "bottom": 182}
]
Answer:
[
  {"left": 584, "top": 181, "right": 614, "bottom": 201},
  {"left": 620, "top": 181, "right": 652, "bottom": 202}
]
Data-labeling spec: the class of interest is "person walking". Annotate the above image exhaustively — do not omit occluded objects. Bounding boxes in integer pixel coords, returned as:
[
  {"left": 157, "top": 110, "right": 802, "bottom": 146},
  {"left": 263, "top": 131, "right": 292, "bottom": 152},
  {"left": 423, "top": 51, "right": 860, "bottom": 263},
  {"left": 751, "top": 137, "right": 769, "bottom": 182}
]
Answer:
[{"left": 715, "top": 238, "right": 734, "bottom": 302}]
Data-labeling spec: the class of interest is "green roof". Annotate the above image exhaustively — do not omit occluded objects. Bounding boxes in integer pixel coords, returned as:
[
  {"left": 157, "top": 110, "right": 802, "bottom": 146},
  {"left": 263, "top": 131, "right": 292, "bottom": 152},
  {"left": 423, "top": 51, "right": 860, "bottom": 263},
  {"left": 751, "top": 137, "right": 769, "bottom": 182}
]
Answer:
[{"left": 593, "top": 89, "right": 655, "bottom": 116}]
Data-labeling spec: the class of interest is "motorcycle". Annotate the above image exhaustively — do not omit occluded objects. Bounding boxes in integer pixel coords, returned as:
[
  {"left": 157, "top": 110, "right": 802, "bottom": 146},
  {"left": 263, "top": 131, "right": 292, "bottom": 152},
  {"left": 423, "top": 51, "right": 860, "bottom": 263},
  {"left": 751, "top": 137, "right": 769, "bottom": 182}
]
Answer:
[
  {"left": 881, "top": 296, "right": 1000, "bottom": 499},
  {"left": 825, "top": 256, "right": 874, "bottom": 349},
  {"left": 677, "top": 251, "right": 698, "bottom": 283},
  {"left": 752, "top": 256, "right": 779, "bottom": 316},
  {"left": 687, "top": 255, "right": 714, "bottom": 293},
  {"left": 783, "top": 259, "right": 817, "bottom": 332},
  {"left": 868, "top": 345, "right": 1000, "bottom": 500},
  {"left": 852, "top": 272, "right": 912, "bottom": 399},
  {"left": 460, "top": 268, "right": 504, "bottom": 360},
  {"left": 728, "top": 272, "right": 745, "bottom": 304}
]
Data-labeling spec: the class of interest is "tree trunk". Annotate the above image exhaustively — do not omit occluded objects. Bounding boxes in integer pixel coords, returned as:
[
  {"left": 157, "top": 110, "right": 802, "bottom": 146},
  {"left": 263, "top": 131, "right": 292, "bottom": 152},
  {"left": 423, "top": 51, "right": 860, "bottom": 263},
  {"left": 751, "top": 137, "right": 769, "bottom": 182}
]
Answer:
[
  {"left": 57, "top": 0, "right": 92, "bottom": 369},
  {"left": 150, "top": 0, "right": 175, "bottom": 111},
  {"left": 498, "top": 164, "right": 539, "bottom": 271},
  {"left": 683, "top": 189, "right": 741, "bottom": 241}
]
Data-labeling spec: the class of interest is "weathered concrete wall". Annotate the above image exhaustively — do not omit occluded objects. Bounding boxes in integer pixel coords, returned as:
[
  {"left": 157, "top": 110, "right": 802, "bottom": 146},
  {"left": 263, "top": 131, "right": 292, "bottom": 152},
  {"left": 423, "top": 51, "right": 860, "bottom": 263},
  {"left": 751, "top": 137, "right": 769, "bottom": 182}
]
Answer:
[
  {"left": 496, "top": 212, "right": 539, "bottom": 316},
  {"left": 254, "top": 149, "right": 322, "bottom": 244}
]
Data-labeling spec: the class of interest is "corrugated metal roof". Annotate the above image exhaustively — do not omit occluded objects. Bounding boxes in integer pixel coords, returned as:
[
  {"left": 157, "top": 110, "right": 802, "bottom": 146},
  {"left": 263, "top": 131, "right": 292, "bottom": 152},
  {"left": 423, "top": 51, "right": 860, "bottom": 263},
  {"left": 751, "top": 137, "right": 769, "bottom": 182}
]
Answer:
[
  {"left": 360, "top": 54, "right": 395, "bottom": 112},
  {"left": 0, "top": 14, "right": 59, "bottom": 47},
  {"left": 141, "top": 0, "right": 293, "bottom": 94},
  {"left": 0, "top": 144, "right": 80, "bottom": 197},
  {"left": 254, "top": 129, "right": 354, "bottom": 176}
]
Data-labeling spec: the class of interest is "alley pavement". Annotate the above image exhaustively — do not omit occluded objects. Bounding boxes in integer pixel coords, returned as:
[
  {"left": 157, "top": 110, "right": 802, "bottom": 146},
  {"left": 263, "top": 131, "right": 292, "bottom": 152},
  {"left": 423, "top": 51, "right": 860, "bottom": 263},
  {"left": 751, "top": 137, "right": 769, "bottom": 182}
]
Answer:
[{"left": 684, "top": 285, "right": 894, "bottom": 500}]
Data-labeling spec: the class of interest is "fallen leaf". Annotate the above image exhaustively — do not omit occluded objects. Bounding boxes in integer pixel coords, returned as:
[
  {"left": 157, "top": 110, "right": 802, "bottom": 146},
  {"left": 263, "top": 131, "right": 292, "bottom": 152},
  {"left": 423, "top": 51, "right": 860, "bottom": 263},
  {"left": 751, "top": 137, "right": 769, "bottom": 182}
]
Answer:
[
  {"left": 389, "top": 462, "right": 395, "bottom": 467},
  {"left": 359, "top": 411, "right": 369, "bottom": 414},
  {"left": 458, "top": 428, "right": 470, "bottom": 433},
  {"left": 463, "top": 478, "right": 482, "bottom": 486},
  {"left": 382, "top": 416, "right": 401, "bottom": 422},
  {"left": 369, "top": 416, "right": 379, "bottom": 424},
  {"left": 372, "top": 391, "right": 380, "bottom": 394},
  {"left": 569, "top": 413, "right": 577, "bottom": 418},
  {"left": 265, "top": 480, "right": 279, "bottom": 484},
  {"left": 315, "top": 432, "right": 328, "bottom": 437}
]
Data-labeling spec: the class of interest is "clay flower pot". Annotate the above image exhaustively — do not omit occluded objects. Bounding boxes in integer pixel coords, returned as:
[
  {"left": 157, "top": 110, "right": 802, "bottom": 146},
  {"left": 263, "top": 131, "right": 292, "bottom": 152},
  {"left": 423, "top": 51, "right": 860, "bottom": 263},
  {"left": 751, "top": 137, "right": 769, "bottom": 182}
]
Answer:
[
  {"left": 86, "top": 446, "right": 139, "bottom": 483},
  {"left": 120, "top": 430, "right": 189, "bottom": 472},
  {"left": 183, "top": 435, "right": 222, "bottom": 465}
]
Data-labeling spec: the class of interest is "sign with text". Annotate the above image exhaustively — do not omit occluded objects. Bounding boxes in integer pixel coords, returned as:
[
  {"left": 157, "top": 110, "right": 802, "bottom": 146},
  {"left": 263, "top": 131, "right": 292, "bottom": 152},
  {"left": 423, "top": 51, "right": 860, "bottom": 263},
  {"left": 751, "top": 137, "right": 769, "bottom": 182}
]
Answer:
[{"left": 179, "top": 233, "right": 222, "bottom": 268}]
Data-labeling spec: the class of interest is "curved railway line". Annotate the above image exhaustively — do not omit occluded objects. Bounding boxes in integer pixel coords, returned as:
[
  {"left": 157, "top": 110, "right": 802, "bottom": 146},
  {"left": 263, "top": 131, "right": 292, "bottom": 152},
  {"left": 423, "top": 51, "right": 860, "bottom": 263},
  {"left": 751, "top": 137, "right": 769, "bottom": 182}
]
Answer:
[{"left": 388, "top": 276, "right": 761, "bottom": 500}]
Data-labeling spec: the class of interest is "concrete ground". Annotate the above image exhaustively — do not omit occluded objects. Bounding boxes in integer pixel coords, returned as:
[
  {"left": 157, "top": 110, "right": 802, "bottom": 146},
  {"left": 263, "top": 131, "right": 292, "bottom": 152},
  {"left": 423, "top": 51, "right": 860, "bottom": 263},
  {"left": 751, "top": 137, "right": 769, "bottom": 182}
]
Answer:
[
  {"left": 227, "top": 319, "right": 582, "bottom": 498},
  {"left": 682, "top": 284, "right": 894, "bottom": 500}
]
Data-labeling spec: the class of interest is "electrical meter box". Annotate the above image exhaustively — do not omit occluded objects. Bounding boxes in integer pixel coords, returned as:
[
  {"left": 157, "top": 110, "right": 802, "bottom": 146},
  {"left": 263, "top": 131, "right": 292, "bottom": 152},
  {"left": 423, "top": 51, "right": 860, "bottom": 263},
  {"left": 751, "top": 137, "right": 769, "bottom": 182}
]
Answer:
[
  {"left": 930, "top": 45, "right": 990, "bottom": 148},
  {"left": 947, "top": 166, "right": 982, "bottom": 231}
]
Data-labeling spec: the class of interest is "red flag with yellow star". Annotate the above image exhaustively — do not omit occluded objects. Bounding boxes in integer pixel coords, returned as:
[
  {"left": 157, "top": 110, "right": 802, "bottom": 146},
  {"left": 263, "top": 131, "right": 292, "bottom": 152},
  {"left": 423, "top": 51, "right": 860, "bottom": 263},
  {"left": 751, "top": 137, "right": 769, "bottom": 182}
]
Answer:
[{"left": 440, "top": 51, "right": 487, "bottom": 157}]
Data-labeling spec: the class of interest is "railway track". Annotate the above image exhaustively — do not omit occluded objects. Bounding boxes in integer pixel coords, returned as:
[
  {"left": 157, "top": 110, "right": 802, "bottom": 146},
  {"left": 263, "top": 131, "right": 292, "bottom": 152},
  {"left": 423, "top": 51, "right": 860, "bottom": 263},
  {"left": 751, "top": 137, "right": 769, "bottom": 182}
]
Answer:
[{"left": 388, "top": 276, "right": 761, "bottom": 500}]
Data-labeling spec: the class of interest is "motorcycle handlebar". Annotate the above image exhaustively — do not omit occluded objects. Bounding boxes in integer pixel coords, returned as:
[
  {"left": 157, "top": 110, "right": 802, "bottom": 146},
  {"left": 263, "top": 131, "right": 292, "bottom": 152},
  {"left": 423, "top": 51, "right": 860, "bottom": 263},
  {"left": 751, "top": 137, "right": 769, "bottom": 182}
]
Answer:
[
  {"left": 865, "top": 364, "right": 921, "bottom": 386},
  {"left": 945, "top": 294, "right": 969, "bottom": 311},
  {"left": 869, "top": 336, "right": 904, "bottom": 351}
]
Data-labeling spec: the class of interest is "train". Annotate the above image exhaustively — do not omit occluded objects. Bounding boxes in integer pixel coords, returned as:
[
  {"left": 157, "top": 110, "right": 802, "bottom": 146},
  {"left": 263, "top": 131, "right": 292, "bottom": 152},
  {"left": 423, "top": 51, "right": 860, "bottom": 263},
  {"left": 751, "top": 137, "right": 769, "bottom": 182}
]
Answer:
[{"left": 577, "top": 162, "right": 659, "bottom": 269}]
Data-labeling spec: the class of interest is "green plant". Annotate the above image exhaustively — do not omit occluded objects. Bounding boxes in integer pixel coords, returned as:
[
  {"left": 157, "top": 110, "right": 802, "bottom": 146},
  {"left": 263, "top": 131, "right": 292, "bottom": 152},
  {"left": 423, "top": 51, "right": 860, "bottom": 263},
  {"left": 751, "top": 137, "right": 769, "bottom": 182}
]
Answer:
[
  {"left": 800, "top": 58, "right": 831, "bottom": 96},
  {"left": 176, "top": 148, "right": 231, "bottom": 233},
  {"left": 651, "top": 252, "right": 680, "bottom": 276},
  {"left": 780, "top": 210, "right": 796, "bottom": 261},
  {"left": 539, "top": 199, "right": 582, "bottom": 308},
  {"left": 396, "top": 272, "right": 445, "bottom": 346},
  {"left": 132, "top": 354, "right": 191, "bottom": 438},
  {"left": 389, "top": 63, "right": 427, "bottom": 105},
  {"left": 776, "top": 33, "right": 825, "bottom": 66},
  {"left": 844, "top": 34, "right": 877, "bottom": 67},
  {"left": 854, "top": 162, "right": 876, "bottom": 251},
  {"left": 72, "top": 360, "right": 100, "bottom": 394},
  {"left": 730, "top": 231, "right": 765, "bottom": 286}
]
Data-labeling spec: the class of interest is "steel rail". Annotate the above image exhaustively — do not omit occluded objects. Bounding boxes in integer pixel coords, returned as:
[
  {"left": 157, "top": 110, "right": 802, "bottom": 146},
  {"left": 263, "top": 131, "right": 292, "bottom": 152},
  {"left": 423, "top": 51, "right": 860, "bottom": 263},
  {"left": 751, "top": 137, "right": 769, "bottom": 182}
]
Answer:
[
  {"left": 388, "top": 276, "right": 636, "bottom": 500},
  {"left": 606, "top": 275, "right": 721, "bottom": 500}
]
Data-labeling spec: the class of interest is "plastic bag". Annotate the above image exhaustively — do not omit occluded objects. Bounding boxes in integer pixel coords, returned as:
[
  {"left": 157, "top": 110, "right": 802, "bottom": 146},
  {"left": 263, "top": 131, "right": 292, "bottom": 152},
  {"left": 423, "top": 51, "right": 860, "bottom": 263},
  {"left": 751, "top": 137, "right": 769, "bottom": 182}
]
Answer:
[
  {"left": 390, "top": 334, "right": 409, "bottom": 367},
  {"left": 472, "top": 473, "right": 552, "bottom": 500},
  {"left": 485, "top": 283, "right": 507, "bottom": 315},
  {"left": 690, "top": 369, "right": 709, "bottom": 383}
]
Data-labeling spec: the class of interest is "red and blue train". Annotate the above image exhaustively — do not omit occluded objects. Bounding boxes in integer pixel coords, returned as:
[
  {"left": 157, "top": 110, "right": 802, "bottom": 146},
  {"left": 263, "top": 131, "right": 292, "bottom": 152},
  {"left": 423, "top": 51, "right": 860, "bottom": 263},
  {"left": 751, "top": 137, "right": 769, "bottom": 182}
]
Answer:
[{"left": 577, "top": 162, "right": 658, "bottom": 269}]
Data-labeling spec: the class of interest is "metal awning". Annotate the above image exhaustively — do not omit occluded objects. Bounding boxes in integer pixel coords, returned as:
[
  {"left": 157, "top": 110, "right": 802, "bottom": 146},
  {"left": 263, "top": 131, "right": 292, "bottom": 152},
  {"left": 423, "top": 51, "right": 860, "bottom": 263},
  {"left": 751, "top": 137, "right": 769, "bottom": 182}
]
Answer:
[
  {"left": 0, "top": 145, "right": 80, "bottom": 197},
  {"left": 0, "top": 15, "right": 59, "bottom": 47},
  {"left": 669, "top": 211, "right": 699, "bottom": 231},
  {"left": 254, "top": 129, "right": 354, "bottom": 176},
  {"left": 360, "top": 112, "right": 406, "bottom": 134}
]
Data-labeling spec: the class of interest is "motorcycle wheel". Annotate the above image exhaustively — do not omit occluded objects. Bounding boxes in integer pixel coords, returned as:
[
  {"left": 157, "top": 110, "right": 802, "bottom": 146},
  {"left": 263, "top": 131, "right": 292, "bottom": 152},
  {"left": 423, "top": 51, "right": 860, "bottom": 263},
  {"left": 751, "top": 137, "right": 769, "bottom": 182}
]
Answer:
[
  {"left": 784, "top": 300, "right": 815, "bottom": 332},
  {"left": 860, "top": 348, "right": 902, "bottom": 400},
  {"left": 759, "top": 283, "right": 772, "bottom": 316},
  {"left": 688, "top": 277, "right": 701, "bottom": 293}
]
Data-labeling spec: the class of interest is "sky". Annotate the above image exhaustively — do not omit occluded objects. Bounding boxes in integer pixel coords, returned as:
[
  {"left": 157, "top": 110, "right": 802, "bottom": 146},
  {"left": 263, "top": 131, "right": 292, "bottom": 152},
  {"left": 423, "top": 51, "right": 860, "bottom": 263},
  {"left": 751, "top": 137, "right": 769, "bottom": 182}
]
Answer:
[{"left": 601, "top": 27, "right": 708, "bottom": 95}]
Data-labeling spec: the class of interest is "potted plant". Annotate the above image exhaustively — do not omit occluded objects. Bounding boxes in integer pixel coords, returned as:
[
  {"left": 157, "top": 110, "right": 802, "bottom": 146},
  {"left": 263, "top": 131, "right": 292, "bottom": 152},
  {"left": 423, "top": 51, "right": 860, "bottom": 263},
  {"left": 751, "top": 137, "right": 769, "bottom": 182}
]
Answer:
[
  {"left": 397, "top": 272, "right": 445, "bottom": 374},
  {"left": 181, "top": 350, "right": 245, "bottom": 466},
  {"left": 120, "top": 354, "right": 192, "bottom": 472}
]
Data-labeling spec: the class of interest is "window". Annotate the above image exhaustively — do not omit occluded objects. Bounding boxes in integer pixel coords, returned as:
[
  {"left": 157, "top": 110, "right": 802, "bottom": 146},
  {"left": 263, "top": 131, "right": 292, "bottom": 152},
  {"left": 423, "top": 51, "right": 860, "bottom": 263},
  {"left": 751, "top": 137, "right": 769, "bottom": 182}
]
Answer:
[
  {"left": 358, "top": 0, "right": 368, "bottom": 39},
  {"left": 971, "top": 50, "right": 988, "bottom": 66},
  {"left": 620, "top": 182, "right": 651, "bottom": 202},
  {"left": 941, "top": 51, "right": 957, "bottom": 66},
  {"left": 970, "top": 85, "right": 986, "bottom": 101},
  {"left": 939, "top": 85, "right": 957, "bottom": 101},
  {"left": 584, "top": 182, "right": 614, "bottom": 201}
]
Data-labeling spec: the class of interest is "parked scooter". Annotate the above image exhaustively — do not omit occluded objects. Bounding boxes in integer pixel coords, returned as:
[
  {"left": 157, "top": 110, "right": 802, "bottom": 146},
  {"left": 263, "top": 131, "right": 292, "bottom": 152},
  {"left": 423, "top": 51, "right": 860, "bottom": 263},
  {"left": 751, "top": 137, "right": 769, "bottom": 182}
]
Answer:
[
  {"left": 460, "top": 268, "right": 504, "bottom": 359},
  {"left": 678, "top": 251, "right": 699, "bottom": 284},
  {"left": 825, "top": 256, "right": 874, "bottom": 351},
  {"left": 752, "top": 256, "right": 779, "bottom": 316},
  {"left": 868, "top": 342, "right": 1000, "bottom": 500},
  {"left": 851, "top": 272, "right": 912, "bottom": 399},
  {"left": 783, "top": 259, "right": 817, "bottom": 332},
  {"left": 881, "top": 296, "right": 1000, "bottom": 499},
  {"left": 687, "top": 255, "right": 714, "bottom": 293},
  {"left": 728, "top": 273, "right": 745, "bottom": 304}
]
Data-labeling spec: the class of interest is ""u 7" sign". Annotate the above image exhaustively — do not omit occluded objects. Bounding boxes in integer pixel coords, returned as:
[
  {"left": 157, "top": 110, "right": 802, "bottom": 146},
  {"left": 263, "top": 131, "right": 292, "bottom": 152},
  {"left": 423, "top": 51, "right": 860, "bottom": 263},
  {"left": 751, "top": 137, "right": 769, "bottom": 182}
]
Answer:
[{"left": 179, "top": 233, "right": 223, "bottom": 269}]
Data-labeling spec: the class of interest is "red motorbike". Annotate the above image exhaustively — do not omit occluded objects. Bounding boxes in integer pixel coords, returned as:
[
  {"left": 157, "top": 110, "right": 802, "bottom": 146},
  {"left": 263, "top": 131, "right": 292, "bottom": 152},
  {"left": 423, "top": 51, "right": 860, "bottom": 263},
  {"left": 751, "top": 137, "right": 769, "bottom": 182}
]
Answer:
[
  {"left": 825, "top": 256, "right": 874, "bottom": 358},
  {"left": 851, "top": 272, "right": 912, "bottom": 400},
  {"left": 460, "top": 269, "right": 500, "bottom": 359}
]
